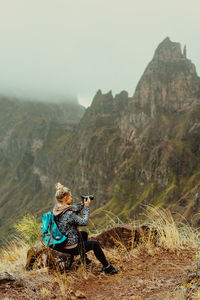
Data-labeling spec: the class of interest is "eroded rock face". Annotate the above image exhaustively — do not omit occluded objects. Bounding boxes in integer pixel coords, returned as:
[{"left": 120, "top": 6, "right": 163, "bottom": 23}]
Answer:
[
  {"left": 133, "top": 37, "right": 200, "bottom": 113},
  {"left": 120, "top": 37, "right": 200, "bottom": 142},
  {"left": 0, "top": 98, "right": 85, "bottom": 246},
  {"left": 63, "top": 90, "right": 130, "bottom": 209}
]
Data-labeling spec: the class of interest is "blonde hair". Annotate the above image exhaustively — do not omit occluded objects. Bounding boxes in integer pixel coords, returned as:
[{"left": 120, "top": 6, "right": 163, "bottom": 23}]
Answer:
[{"left": 55, "top": 182, "right": 71, "bottom": 202}]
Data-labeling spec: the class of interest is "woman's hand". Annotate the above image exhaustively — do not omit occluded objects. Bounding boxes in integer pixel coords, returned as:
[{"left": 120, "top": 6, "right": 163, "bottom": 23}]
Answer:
[{"left": 84, "top": 198, "right": 91, "bottom": 206}]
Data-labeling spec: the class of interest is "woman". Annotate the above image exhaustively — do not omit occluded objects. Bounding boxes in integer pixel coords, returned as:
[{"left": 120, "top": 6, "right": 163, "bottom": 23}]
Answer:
[{"left": 52, "top": 182, "right": 118, "bottom": 275}]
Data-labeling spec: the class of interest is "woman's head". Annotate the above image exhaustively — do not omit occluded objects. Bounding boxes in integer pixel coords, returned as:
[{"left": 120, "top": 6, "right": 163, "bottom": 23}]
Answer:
[{"left": 55, "top": 182, "right": 72, "bottom": 205}]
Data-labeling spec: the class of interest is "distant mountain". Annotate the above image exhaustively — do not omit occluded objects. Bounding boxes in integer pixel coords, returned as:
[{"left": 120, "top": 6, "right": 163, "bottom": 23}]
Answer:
[
  {"left": 92, "top": 37, "right": 200, "bottom": 226},
  {"left": 0, "top": 97, "right": 85, "bottom": 244},
  {"left": 120, "top": 37, "right": 200, "bottom": 140},
  {"left": 0, "top": 37, "right": 200, "bottom": 245}
]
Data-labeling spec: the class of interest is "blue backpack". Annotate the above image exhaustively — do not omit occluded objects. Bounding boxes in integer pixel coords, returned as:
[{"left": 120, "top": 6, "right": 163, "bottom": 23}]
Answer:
[{"left": 41, "top": 212, "right": 67, "bottom": 246}]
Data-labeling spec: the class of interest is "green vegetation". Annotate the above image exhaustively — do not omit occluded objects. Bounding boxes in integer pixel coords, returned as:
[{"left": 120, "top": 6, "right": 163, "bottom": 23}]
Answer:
[
  {"left": 90, "top": 104, "right": 200, "bottom": 229},
  {"left": 14, "top": 214, "right": 41, "bottom": 246}
]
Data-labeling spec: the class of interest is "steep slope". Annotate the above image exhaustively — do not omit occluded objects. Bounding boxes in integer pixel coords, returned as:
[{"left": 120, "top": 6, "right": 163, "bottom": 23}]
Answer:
[
  {"left": 60, "top": 90, "right": 130, "bottom": 209},
  {"left": 94, "top": 104, "right": 200, "bottom": 221},
  {"left": 0, "top": 96, "right": 85, "bottom": 244},
  {"left": 92, "top": 38, "right": 200, "bottom": 226}
]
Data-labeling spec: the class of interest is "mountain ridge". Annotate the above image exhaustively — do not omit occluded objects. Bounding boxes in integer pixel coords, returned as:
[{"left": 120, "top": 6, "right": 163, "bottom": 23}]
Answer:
[{"left": 0, "top": 37, "right": 200, "bottom": 244}]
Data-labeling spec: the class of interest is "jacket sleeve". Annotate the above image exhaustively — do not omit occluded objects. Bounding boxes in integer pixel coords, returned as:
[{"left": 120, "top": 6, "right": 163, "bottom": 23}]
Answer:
[
  {"left": 70, "top": 206, "right": 90, "bottom": 226},
  {"left": 73, "top": 202, "right": 83, "bottom": 213}
]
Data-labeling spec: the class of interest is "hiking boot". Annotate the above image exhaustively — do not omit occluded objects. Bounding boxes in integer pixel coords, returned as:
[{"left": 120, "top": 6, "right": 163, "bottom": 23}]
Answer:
[{"left": 101, "top": 264, "right": 118, "bottom": 275}]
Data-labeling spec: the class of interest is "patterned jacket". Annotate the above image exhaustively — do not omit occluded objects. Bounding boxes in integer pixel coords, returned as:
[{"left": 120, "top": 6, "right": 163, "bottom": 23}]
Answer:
[{"left": 54, "top": 203, "right": 90, "bottom": 247}]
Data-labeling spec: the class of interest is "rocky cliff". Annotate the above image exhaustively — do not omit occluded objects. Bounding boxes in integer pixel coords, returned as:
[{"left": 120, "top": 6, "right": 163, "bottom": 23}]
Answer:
[
  {"left": 64, "top": 38, "right": 200, "bottom": 222},
  {"left": 120, "top": 37, "right": 200, "bottom": 142},
  {"left": 0, "top": 37, "right": 200, "bottom": 244},
  {"left": 135, "top": 37, "right": 200, "bottom": 111},
  {"left": 92, "top": 38, "right": 200, "bottom": 226},
  {"left": 0, "top": 97, "right": 85, "bottom": 244},
  {"left": 61, "top": 89, "right": 130, "bottom": 209}
]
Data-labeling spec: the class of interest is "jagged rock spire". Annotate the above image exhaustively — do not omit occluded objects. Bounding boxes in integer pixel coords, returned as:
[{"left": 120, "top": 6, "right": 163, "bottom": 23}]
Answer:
[{"left": 130, "top": 37, "right": 200, "bottom": 114}]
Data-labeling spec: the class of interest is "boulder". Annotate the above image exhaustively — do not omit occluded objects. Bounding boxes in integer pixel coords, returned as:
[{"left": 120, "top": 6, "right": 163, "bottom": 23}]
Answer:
[
  {"left": 25, "top": 245, "right": 73, "bottom": 272},
  {"left": 92, "top": 225, "right": 157, "bottom": 250}
]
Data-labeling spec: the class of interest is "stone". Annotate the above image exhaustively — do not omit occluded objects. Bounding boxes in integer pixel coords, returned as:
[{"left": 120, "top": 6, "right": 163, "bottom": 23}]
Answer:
[
  {"left": 25, "top": 245, "right": 74, "bottom": 272},
  {"left": 92, "top": 225, "right": 157, "bottom": 250}
]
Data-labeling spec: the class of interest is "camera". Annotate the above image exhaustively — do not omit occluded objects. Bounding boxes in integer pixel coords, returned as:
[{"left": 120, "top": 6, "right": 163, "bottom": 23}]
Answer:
[{"left": 81, "top": 195, "right": 94, "bottom": 203}]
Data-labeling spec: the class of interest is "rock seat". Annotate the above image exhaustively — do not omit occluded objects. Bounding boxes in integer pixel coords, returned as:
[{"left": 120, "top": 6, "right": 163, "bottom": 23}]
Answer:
[{"left": 25, "top": 245, "right": 73, "bottom": 272}]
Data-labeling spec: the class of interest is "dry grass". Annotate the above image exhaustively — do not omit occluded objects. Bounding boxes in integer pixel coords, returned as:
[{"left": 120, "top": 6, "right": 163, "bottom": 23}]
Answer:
[
  {"left": 164, "top": 290, "right": 185, "bottom": 300},
  {"left": 144, "top": 205, "right": 200, "bottom": 251},
  {"left": 164, "top": 287, "right": 200, "bottom": 300},
  {"left": 0, "top": 237, "right": 71, "bottom": 298},
  {"left": 0, "top": 237, "right": 28, "bottom": 274},
  {"left": 1, "top": 205, "right": 200, "bottom": 299},
  {"left": 40, "top": 287, "right": 51, "bottom": 298},
  {"left": 14, "top": 213, "right": 41, "bottom": 246}
]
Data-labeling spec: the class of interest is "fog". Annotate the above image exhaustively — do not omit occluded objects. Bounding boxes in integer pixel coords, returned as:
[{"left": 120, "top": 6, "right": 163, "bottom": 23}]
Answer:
[{"left": 0, "top": 0, "right": 199, "bottom": 107}]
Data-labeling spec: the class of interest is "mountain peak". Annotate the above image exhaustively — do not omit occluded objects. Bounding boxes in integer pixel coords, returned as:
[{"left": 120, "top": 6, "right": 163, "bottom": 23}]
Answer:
[
  {"left": 153, "top": 37, "right": 184, "bottom": 61},
  {"left": 130, "top": 38, "right": 200, "bottom": 113}
]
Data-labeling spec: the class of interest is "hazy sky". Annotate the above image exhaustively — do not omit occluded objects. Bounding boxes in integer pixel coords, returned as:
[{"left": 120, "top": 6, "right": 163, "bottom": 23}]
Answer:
[{"left": 0, "top": 0, "right": 199, "bottom": 107}]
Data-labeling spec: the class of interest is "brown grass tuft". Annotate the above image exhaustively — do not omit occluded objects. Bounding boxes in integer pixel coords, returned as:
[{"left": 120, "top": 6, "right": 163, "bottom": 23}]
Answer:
[{"left": 144, "top": 205, "right": 200, "bottom": 251}]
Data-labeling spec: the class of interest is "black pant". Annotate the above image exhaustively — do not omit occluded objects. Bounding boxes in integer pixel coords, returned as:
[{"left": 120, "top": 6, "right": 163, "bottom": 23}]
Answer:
[{"left": 54, "top": 231, "right": 109, "bottom": 268}]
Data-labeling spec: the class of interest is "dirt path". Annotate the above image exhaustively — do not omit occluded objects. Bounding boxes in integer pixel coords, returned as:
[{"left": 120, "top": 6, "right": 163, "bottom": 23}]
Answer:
[
  {"left": 68, "top": 248, "right": 196, "bottom": 300},
  {"left": 0, "top": 248, "right": 197, "bottom": 299}
]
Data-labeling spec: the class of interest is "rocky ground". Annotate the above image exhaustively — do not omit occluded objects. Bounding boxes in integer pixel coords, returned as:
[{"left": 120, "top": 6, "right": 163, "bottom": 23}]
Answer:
[{"left": 0, "top": 226, "right": 199, "bottom": 299}]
